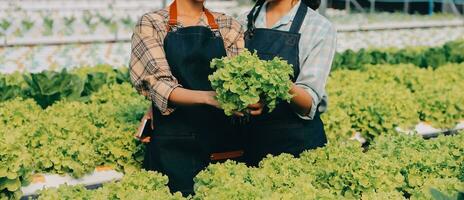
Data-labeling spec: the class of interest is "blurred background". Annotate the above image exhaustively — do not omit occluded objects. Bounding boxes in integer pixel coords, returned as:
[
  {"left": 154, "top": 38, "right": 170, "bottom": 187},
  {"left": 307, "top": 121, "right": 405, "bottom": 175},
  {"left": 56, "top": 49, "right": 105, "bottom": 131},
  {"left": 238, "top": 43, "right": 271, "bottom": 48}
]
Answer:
[{"left": 0, "top": 0, "right": 463, "bottom": 73}]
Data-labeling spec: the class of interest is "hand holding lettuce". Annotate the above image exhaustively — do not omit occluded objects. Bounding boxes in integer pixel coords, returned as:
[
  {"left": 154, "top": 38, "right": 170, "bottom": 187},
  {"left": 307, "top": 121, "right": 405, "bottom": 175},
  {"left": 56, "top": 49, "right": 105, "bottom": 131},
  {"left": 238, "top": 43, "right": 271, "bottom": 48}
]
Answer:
[{"left": 209, "top": 50, "right": 294, "bottom": 116}]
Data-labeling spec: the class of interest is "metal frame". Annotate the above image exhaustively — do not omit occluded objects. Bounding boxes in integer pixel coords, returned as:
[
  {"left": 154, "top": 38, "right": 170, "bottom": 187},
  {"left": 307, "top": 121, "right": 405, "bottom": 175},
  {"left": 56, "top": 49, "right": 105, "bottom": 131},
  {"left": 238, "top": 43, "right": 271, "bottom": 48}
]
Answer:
[
  {"left": 344, "top": 0, "right": 366, "bottom": 13},
  {"left": 366, "top": 0, "right": 463, "bottom": 15}
]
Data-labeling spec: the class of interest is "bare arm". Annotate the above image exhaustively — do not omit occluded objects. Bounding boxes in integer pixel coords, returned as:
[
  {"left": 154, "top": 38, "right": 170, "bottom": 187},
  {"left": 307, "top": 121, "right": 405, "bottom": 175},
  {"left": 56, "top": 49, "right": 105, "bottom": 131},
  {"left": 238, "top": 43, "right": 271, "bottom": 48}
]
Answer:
[
  {"left": 168, "top": 88, "right": 219, "bottom": 108},
  {"left": 289, "top": 84, "right": 313, "bottom": 117}
]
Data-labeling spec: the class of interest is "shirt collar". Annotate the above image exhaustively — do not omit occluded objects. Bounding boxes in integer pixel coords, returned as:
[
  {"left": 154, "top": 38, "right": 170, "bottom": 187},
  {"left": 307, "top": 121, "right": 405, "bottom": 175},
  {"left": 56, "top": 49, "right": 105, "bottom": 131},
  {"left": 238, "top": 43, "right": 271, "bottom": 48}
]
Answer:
[{"left": 255, "top": 0, "right": 302, "bottom": 29}]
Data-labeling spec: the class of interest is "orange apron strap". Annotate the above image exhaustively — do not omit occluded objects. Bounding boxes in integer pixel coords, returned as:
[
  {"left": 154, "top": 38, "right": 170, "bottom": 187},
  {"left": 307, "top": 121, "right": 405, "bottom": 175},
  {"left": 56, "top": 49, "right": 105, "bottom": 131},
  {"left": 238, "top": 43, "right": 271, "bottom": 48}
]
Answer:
[
  {"left": 204, "top": 8, "right": 219, "bottom": 30},
  {"left": 167, "top": 0, "right": 219, "bottom": 31},
  {"left": 167, "top": 0, "right": 178, "bottom": 31}
]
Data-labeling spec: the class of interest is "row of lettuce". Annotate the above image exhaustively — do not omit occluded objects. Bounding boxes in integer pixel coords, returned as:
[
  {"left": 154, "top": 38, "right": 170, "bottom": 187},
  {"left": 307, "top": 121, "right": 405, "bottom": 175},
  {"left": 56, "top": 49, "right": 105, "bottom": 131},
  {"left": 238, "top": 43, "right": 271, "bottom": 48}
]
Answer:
[
  {"left": 323, "top": 63, "right": 464, "bottom": 142},
  {"left": 0, "top": 84, "right": 149, "bottom": 200},
  {"left": 1, "top": 64, "right": 463, "bottom": 199},
  {"left": 29, "top": 133, "right": 464, "bottom": 200},
  {"left": 2, "top": 88, "right": 462, "bottom": 200},
  {"left": 332, "top": 39, "right": 464, "bottom": 70},
  {"left": 0, "top": 66, "right": 129, "bottom": 107}
]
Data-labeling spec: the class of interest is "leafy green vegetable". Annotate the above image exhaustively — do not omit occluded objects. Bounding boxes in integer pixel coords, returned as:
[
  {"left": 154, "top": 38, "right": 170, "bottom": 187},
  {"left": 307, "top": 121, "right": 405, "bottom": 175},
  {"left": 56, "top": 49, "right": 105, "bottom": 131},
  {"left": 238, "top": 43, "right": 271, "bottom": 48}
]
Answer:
[
  {"left": 410, "top": 178, "right": 464, "bottom": 200},
  {"left": 23, "top": 70, "right": 85, "bottom": 108},
  {"left": 193, "top": 133, "right": 463, "bottom": 199},
  {"left": 444, "top": 39, "right": 464, "bottom": 63},
  {"left": 0, "top": 66, "right": 129, "bottom": 106},
  {"left": 0, "top": 124, "right": 33, "bottom": 199},
  {"left": 0, "top": 83, "right": 148, "bottom": 184},
  {"left": 331, "top": 39, "right": 464, "bottom": 71},
  {"left": 42, "top": 16, "right": 54, "bottom": 36},
  {"left": 209, "top": 50, "right": 293, "bottom": 116},
  {"left": 20, "top": 19, "right": 34, "bottom": 33},
  {"left": 0, "top": 78, "right": 23, "bottom": 101},
  {"left": 37, "top": 170, "right": 184, "bottom": 200}
]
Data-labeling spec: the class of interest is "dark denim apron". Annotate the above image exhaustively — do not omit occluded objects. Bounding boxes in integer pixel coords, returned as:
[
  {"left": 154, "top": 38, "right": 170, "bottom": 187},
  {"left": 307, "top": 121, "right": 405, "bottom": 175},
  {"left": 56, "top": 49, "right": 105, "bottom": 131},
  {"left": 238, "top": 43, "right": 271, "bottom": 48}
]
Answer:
[
  {"left": 243, "top": 1, "right": 327, "bottom": 166},
  {"left": 143, "top": 1, "right": 241, "bottom": 195}
]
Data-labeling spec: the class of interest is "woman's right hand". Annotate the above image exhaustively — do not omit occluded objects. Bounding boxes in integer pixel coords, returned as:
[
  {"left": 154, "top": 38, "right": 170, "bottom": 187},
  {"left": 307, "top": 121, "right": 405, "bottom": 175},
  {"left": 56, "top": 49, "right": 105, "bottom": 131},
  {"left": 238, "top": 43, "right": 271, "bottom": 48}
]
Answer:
[
  {"left": 202, "top": 91, "right": 246, "bottom": 117},
  {"left": 202, "top": 91, "right": 221, "bottom": 109},
  {"left": 137, "top": 106, "right": 153, "bottom": 144}
]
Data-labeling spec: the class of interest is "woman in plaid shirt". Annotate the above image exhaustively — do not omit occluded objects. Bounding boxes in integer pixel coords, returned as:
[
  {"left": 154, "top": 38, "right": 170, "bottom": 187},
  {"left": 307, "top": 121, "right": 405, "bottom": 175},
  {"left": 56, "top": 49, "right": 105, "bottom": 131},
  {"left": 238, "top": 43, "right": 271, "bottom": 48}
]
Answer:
[{"left": 129, "top": 0, "right": 245, "bottom": 195}]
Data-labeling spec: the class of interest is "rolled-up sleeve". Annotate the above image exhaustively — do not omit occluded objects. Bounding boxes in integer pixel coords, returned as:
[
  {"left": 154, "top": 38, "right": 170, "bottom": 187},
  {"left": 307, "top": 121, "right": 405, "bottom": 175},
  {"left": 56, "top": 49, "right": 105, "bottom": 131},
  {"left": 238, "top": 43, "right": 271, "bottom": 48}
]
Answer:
[
  {"left": 295, "top": 25, "right": 337, "bottom": 120},
  {"left": 129, "top": 14, "right": 181, "bottom": 115}
]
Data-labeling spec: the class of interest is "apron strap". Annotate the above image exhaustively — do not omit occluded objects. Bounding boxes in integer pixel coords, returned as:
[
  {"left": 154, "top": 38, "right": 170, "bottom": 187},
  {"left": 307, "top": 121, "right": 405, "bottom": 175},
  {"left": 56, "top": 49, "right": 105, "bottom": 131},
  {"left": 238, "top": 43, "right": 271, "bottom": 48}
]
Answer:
[
  {"left": 246, "top": 0, "right": 266, "bottom": 32},
  {"left": 288, "top": 3, "right": 308, "bottom": 34},
  {"left": 247, "top": 0, "right": 308, "bottom": 34},
  {"left": 204, "top": 8, "right": 219, "bottom": 30},
  {"left": 167, "top": 0, "right": 219, "bottom": 31}
]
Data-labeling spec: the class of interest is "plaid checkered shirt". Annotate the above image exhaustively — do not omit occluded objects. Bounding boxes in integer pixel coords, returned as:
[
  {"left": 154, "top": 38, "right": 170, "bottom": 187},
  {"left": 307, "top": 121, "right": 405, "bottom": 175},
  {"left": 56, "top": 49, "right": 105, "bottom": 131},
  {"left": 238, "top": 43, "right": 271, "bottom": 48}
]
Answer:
[{"left": 130, "top": 8, "right": 245, "bottom": 115}]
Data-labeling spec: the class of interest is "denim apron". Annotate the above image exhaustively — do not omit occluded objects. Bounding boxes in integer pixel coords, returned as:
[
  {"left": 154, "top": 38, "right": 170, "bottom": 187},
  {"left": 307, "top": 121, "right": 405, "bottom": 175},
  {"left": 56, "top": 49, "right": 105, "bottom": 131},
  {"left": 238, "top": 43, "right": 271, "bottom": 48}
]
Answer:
[
  {"left": 243, "top": 1, "right": 327, "bottom": 166},
  {"left": 143, "top": 0, "right": 242, "bottom": 195}
]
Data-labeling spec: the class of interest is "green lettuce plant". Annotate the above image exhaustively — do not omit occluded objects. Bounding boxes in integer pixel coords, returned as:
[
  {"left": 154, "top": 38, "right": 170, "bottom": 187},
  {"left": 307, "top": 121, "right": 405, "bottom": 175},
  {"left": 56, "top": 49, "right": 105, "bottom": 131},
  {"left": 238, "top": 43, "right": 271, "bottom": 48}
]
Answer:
[
  {"left": 209, "top": 50, "right": 293, "bottom": 116},
  {"left": 23, "top": 70, "right": 85, "bottom": 108},
  {"left": 42, "top": 16, "right": 54, "bottom": 36},
  {"left": 37, "top": 170, "right": 184, "bottom": 200}
]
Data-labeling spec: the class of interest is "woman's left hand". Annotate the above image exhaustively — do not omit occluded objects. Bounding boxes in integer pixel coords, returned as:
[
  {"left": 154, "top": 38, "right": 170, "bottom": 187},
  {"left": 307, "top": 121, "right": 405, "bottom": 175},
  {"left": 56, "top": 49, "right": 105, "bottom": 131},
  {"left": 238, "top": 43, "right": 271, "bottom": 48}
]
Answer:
[{"left": 247, "top": 102, "right": 264, "bottom": 116}]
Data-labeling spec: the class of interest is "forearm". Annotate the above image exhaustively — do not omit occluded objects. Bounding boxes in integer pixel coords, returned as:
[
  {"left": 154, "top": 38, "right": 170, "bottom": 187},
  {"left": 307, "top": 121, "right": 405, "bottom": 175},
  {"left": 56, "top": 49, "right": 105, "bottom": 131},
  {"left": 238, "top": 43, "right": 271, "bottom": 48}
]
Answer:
[
  {"left": 168, "top": 87, "right": 217, "bottom": 107},
  {"left": 289, "top": 84, "right": 313, "bottom": 116}
]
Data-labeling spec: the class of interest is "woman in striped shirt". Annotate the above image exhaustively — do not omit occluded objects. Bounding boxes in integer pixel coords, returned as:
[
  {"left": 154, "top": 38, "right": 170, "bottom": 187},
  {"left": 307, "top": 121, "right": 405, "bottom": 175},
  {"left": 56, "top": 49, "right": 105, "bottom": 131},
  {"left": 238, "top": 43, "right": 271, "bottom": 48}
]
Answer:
[{"left": 240, "top": 0, "right": 337, "bottom": 166}]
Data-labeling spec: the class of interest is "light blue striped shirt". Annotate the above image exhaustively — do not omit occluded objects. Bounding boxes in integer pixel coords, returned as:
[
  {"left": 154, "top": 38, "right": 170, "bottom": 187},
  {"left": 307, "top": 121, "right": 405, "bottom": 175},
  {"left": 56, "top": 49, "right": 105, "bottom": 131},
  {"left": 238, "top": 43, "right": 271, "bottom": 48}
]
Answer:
[{"left": 239, "top": 1, "right": 337, "bottom": 120}]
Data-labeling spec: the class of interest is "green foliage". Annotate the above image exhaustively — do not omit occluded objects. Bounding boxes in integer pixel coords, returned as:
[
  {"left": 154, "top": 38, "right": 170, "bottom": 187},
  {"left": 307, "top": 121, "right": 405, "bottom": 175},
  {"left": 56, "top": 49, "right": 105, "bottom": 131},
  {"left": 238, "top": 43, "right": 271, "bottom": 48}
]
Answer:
[
  {"left": 20, "top": 19, "right": 34, "bottom": 32},
  {"left": 2, "top": 91, "right": 462, "bottom": 199},
  {"left": 421, "top": 47, "right": 447, "bottom": 69},
  {"left": 410, "top": 178, "right": 464, "bottom": 200},
  {"left": 0, "top": 19, "right": 11, "bottom": 33},
  {"left": 82, "top": 11, "right": 98, "bottom": 33},
  {"left": 63, "top": 16, "right": 76, "bottom": 35},
  {"left": 26, "top": 101, "right": 100, "bottom": 178},
  {"left": 0, "top": 66, "right": 129, "bottom": 107},
  {"left": 443, "top": 39, "right": 464, "bottom": 63},
  {"left": 121, "top": 16, "right": 135, "bottom": 30},
  {"left": 324, "top": 66, "right": 420, "bottom": 141},
  {"left": 360, "top": 191, "right": 406, "bottom": 200},
  {"left": 194, "top": 157, "right": 337, "bottom": 200},
  {"left": 42, "top": 16, "right": 54, "bottom": 36},
  {"left": 332, "top": 40, "right": 464, "bottom": 70},
  {"left": 0, "top": 131, "right": 32, "bottom": 200},
  {"left": 414, "top": 64, "right": 464, "bottom": 128},
  {"left": 299, "top": 140, "right": 405, "bottom": 198},
  {"left": 320, "top": 105, "right": 354, "bottom": 143},
  {"left": 37, "top": 170, "right": 184, "bottom": 200},
  {"left": 23, "top": 70, "right": 85, "bottom": 108},
  {"left": 0, "top": 99, "right": 38, "bottom": 199},
  {"left": 97, "top": 14, "right": 118, "bottom": 34},
  {"left": 209, "top": 50, "right": 293, "bottom": 116},
  {"left": 0, "top": 45, "right": 463, "bottom": 198},
  {"left": 391, "top": 47, "right": 426, "bottom": 66},
  {"left": 369, "top": 133, "right": 464, "bottom": 195},
  {"left": 0, "top": 77, "right": 23, "bottom": 101},
  {"left": 0, "top": 83, "right": 149, "bottom": 198},
  {"left": 193, "top": 133, "right": 463, "bottom": 200},
  {"left": 324, "top": 64, "right": 464, "bottom": 142}
]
